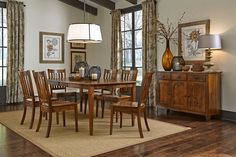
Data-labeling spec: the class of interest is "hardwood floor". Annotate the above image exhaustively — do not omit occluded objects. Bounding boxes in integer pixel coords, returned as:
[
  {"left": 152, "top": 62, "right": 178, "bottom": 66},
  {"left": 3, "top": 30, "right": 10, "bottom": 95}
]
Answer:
[{"left": 0, "top": 104, "right": 235, "bottom": 157}]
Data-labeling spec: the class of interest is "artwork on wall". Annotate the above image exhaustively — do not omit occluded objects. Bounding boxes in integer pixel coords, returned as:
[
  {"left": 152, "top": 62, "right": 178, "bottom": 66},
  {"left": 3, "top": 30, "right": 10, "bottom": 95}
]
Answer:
[
  {"left": 178, "top": 19, "right": 210, "bottom": 64},
  {"left": 70, "top": 43, "right": 86, "bottom": 49},
  {"left": 39, "top": 32, "right": 64, "bottom": 63},
  {"left": 71, "top": 51, "right": 86, "bottom": 73}
]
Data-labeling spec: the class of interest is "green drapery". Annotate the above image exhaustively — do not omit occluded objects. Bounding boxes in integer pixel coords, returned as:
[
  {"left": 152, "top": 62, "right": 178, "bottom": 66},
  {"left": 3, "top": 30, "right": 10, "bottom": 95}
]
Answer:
[
  {"left": 6, "top": 0, "right": 25, "bottom": 103},
  {"left": 142, "top": 0, "right": 157, "bottom": 106}
]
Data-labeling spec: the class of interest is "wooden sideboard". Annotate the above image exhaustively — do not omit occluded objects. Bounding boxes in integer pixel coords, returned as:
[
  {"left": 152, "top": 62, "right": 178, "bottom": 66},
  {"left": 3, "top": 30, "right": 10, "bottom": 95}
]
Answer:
[{"left": 156, "top": 71, "right": 221, "bottom": 120}]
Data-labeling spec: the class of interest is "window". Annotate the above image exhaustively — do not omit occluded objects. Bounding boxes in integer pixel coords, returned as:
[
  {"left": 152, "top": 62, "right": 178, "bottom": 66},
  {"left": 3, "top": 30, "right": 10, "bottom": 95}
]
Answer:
[
  {"left": 0, "top": 2, "right": 7, "bottom": 86},
  {"left": 121, "top": 5, "right": 142, "bottom": 86}
]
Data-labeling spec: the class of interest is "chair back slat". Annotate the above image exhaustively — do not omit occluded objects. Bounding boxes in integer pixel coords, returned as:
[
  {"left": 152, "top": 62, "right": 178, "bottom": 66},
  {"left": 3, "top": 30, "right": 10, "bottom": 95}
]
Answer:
[
  {"left": 48, "top": 69, "right": 66, "bottom": 91},
  {"left": 139, "top": 72, "right": 153, "bottom": 106},
  {"left": 18, "top": 70, "right": 35, "bottom": 101},
  {"left": 33, "top": 71, "right": 51, "bottom": 105}
]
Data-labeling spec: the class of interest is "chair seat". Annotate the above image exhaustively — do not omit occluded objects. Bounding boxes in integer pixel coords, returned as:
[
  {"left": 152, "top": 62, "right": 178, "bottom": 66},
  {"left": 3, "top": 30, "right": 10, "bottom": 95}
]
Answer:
[
  {"left": 42, "top": 100, "right": 76, "bottom": 107},
  {"left": 112, "top": 101, "right": 141, "bottom": 108},
  {"left": 103, "top": 94, "right": 131, "bottom": 102}
]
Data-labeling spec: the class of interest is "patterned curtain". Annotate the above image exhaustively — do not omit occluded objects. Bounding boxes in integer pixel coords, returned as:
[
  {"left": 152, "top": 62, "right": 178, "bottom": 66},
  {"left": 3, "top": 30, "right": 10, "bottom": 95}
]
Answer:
[
  {"left": 142, "top": 0, "right": 157, "bottom": 107},
  {"left": 6, "top": 0, "right": 25, "bottom": 103},
  {"left": 111, "top": 9, "right": 122, "bottom": 69}
]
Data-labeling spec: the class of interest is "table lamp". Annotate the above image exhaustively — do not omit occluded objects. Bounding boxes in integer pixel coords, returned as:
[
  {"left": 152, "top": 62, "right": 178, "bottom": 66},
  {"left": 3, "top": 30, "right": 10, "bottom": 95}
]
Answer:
[{"left": 198, "top": 34, "right": 222, "bottom": 70}]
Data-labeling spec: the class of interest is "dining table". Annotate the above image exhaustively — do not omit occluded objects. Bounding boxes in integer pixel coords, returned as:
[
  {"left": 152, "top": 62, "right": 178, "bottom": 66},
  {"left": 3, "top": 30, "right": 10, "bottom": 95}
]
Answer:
[{"left": 48, "top": 78, "right": 136, "bottom": 136}]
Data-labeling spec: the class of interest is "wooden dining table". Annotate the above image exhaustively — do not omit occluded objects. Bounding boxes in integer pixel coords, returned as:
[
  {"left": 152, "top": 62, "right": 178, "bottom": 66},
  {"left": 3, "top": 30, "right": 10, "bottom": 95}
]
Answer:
[{"left": 48, "top": 78, "right": 136, "bottom": 136}]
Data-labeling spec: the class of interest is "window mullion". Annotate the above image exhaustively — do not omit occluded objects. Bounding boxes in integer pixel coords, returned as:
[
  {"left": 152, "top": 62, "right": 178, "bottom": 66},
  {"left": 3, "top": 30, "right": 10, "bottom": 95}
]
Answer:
[{"left": 131, "top": 11, "right": 135, "bottom": 69}]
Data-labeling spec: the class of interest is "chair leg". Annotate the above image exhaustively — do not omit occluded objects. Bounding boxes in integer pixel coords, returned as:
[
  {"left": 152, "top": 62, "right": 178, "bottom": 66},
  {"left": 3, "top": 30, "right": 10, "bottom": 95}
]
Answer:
[
  {"left": 119, "top": 112, "right": 123, "bottom": 128},
  {"left": 96, "top": 99, "right": 99, "bottom": 117},
  {"left": 56, "top": 112, "right": 59, "bottom": 124},
  {"left": 115, "top": 111, "right": 118, "bottom": 123},
  {"left": 74, "top": 105, "right": 79, "bottom": 132},
  {"left": 110, "top": 106, "right": 114, "bottom": 135},
  {"left": 131, "top": 112, "right": 135, "bottom": 126},
  {"left": 29, "top": 105, "right": 36, "bottom": 129},
  {"left": 46, "top": 112, "right": 52, "bottom": 138},
  {"left": 63, "top": 111, "right": 66, "bottom": 127},
  {"left": 36, "top": 110, "right": 43, "bottom": 132},
  {"left": 84, "top": 94, "right": 88, "bottom": 114},
  {"left": 143, "top": 109, "right": 150, "bottom": 131},
  {"left": 80, "top": 94, "right": 83, "bottom": 112},
  {"left": 20, "top": 105, "right": 27, "bottom": 125},
  {"left": 137, "top": 111, "right": 144, "bottom": 138},
  {"left": 101, "top": 99, "right": 105, "bottom": 118}
]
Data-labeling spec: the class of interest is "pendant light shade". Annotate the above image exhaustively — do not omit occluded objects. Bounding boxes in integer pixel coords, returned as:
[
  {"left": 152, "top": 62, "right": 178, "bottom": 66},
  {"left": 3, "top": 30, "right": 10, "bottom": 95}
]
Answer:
[{"left": 67, "top": 23, "right": 102, "bottom": 43}]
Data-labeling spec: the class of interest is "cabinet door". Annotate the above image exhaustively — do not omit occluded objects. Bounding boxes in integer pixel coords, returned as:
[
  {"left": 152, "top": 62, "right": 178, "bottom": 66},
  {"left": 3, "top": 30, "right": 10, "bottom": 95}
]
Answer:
[
  {"left": 157, "top": 80, "right": 171, "bottom": 106},
  {"left": 188, "top": 82, "right": 206, "bottom": 113},
  {"left": 172, "top": 81, "right": 188, "bottom": 109}
]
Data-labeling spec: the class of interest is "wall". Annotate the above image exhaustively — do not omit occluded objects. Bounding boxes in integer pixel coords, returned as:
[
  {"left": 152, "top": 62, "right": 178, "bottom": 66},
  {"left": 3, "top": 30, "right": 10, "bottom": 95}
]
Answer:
[
  {"left": 21, "top": 0, "right": 112, "bottom": 75},
  {"left": 115, "top": 0, "right": 236, "bottom": 112}
]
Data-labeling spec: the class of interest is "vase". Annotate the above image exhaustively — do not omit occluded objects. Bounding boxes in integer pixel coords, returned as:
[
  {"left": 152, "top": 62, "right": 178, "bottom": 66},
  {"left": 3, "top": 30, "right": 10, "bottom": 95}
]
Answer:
[
  {"left": 172, "top": 56, "right": 185, "bottom": 71},
  {"left": 162, "top": 39, "right": 173, "bottom": 71}
]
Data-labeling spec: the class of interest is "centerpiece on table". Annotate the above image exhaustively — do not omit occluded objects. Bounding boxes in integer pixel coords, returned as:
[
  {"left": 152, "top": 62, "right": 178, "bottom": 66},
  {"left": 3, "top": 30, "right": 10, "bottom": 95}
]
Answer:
[{"left": 156, "top": 12, "right": 185, "bottom": 71}]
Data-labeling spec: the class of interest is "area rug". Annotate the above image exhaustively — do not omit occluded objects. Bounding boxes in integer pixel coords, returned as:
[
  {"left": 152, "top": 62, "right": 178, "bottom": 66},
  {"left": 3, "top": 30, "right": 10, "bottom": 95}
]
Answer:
[{"left": 0, "top": 109, "right": 190, "bottom": 157}]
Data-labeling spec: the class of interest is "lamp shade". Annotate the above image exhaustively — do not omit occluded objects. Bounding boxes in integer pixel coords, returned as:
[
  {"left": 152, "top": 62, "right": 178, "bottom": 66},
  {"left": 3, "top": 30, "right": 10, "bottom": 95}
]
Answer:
[
  {"left": 198, "top": 34, "right": 222, "bottom": 49},
  {"left": 67, "top": 23, "right": 102, "bottom": 43}
]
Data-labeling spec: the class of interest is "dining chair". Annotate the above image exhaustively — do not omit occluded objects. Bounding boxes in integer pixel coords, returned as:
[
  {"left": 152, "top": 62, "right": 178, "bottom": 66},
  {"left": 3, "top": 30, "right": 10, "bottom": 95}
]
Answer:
[
  {"left": 33, "top": 71, "right": 78, "bottom": 138},
  {"left": 73, "top": 61, "right": 89, "bottom": 112},
  {"left": 18, "top": 70, "right": 39, "bottom": 129},
  {"left": 82, "top": 65, "right": 102, "bottom": 114},
  {"left": 48, "top": 69, "right": 77, "bottom": 124},
  {"left": 94, "top": 69, "right": 118, "bottom": 117},
  {"left": 110, "top": 72, "right": 153, "bottom": 138},
  {"left": 100, "top": 69, "right": 138, "bottom": 118}
]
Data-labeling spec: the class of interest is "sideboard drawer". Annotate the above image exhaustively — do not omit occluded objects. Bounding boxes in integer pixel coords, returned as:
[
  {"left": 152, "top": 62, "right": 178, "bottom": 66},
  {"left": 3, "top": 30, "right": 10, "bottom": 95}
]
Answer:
[
  {"left": 171, "top": 73, "right": 187, "bottom": 81},
  {"left": 157, "top": 73, "right": 170, "bottom": 80},
  {"left": 188, "top": 74, "right": 206, "bottom": 82}
]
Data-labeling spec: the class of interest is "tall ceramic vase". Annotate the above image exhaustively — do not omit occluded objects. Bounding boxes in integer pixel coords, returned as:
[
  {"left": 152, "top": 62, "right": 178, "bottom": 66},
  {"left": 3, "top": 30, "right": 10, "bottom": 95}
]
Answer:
[{"left": 162, "top": 39, "right": 173, "bottom": 71}]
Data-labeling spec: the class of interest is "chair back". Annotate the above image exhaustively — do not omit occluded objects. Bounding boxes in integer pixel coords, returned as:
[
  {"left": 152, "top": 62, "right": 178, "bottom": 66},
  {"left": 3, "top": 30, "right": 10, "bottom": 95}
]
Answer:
[
  {"left": 88, "top": 66, "right": 101, "bottom": 80},
  {"left": 120, "top": 69, "right": 138, "bottom": 93},
  {"left": 33, "top": 71, "right": 52, "bottom": 105},
  {"left": 139, "top": 72, "right": 153, "bottom": 107},
  {"left": 103, "top": 69, "right": 117, "bottom": 81},
  {"left": 47, "top": 69, "right": 66, "bottom": 91},
  {"left": 18, "top": 70, "right": 35, "bottom": 102}
]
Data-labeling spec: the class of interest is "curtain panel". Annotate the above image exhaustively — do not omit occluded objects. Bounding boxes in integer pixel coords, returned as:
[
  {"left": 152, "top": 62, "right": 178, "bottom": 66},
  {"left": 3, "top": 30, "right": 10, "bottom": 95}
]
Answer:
[
  {"left": 6, "top": 0, "right": 24, "bottom": 103},
  {"left": 142, "top": 0, "right": 157, "bottom": 107},
  {"left": 111, "top": 9, "right": 122, "bottom": 69}
]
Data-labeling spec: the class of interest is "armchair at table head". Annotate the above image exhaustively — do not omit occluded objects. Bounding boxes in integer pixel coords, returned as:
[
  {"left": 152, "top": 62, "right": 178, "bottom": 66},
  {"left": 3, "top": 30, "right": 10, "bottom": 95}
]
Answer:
[
  {"left": 74, "top": 61, "right": 89, "bottom": 77},
  {"left": 88, "top": 66, "right": 101, "bottom": 80}
]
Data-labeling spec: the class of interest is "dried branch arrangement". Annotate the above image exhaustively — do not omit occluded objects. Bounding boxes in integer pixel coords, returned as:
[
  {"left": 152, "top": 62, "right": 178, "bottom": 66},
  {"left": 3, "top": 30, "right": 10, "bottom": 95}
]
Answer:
[{"left": 156, "top": 12, "right": 185, "bottom": 44}]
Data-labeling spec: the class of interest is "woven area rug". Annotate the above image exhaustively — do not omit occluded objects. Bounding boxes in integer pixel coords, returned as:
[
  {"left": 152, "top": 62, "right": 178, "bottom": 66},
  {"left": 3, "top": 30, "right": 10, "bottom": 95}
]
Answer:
[{"left": 0, "top": 108, "right": 190, "bottom": 157}]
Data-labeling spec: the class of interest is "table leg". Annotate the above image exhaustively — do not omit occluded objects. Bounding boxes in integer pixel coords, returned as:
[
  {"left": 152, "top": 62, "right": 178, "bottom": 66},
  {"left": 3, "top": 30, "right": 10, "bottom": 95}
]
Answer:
[{"left": 88, "top": 86, "right": 94, "bottom": 136}]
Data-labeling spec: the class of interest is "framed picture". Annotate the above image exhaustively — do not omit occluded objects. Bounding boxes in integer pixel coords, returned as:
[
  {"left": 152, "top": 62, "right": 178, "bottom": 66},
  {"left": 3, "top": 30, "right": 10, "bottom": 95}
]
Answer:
[
  {"left": 178, "top": 19, "right": 210, "bottom": 64},
  {"left": 39, "top": 32, "right": 64, "bottom": 63},
  {"left": 70, "top": 43, "right": 86, "bottom": 49},
  {"left": 71, "top": 51, "right": 86, "bottom": 73}
]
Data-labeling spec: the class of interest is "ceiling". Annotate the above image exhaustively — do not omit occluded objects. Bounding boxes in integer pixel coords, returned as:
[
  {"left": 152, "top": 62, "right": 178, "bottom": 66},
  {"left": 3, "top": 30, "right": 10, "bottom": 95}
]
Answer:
[{"left": 58, "top": 0, "right": 137, "bottom": 16}]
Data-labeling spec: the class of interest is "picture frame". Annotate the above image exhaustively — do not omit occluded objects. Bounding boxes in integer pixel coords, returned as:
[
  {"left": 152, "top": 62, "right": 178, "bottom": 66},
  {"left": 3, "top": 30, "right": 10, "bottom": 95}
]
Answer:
[
  {"left": 39, "top": 32, "right": 64, "bottom": 63},
  {"left": 71, "top": 51, "right": 86, "bottom": 73},
  {"left": 178, "top": 19, "right": 210, "bottom": 64},
  {"left": 70, "top": 43, "right": 86, "bottom": 49}
]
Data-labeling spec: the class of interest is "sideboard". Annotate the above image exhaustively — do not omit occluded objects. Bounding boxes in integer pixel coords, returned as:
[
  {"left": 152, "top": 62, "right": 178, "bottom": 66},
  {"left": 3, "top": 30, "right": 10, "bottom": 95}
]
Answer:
[{"left": 156, "top": 71, "right": 221, "bottom": 120}]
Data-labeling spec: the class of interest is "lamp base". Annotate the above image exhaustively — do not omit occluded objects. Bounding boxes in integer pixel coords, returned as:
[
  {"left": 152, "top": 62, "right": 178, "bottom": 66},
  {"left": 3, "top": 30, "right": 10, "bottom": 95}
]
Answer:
[{"left": 204, "top": 62, "right": 214, "bottom": 71}]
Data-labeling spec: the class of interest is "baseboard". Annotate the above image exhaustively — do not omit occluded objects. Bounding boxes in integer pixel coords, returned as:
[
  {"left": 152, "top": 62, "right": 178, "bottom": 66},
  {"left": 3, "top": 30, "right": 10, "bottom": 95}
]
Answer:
[{"left": 221, "top": 110, "right": 236, "bottom": 122}]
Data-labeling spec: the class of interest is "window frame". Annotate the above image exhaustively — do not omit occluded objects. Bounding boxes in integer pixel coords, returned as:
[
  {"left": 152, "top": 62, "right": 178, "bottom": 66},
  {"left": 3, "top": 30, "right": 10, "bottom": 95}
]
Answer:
[
  {"left": 0, "top": 2, "right": 7, "bottom": 86},
  {"left": 121, "top": 4, "right": 142, "bottom": 85}
]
